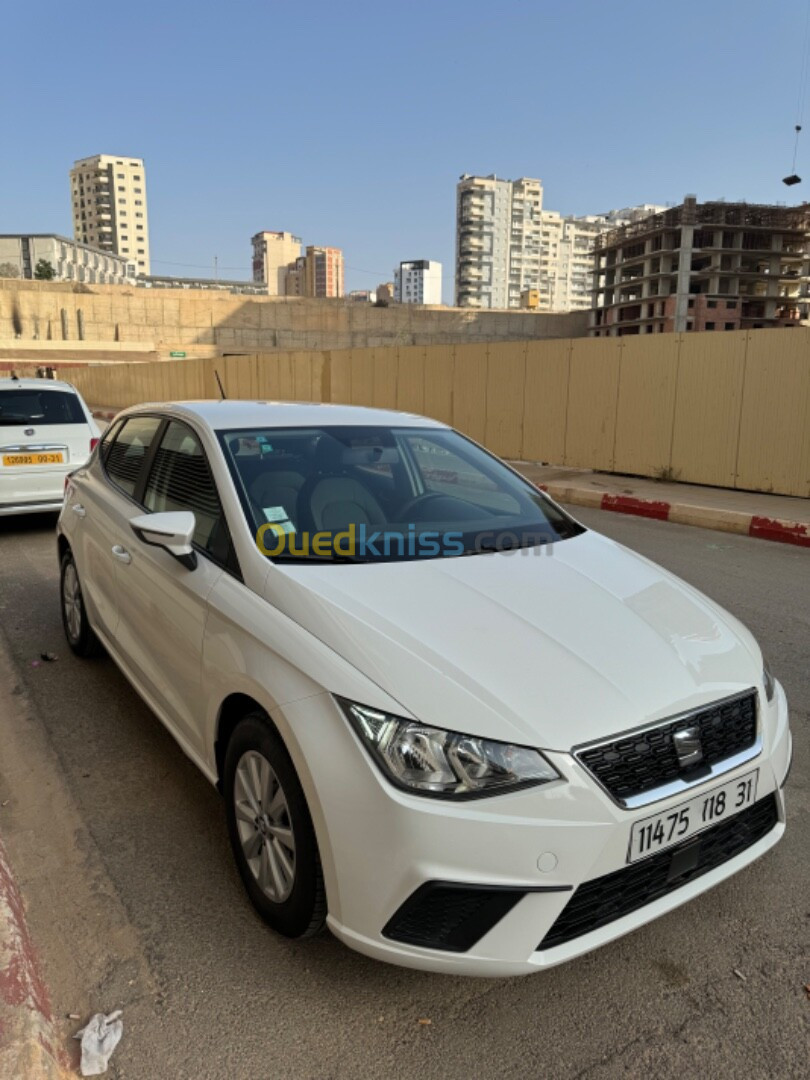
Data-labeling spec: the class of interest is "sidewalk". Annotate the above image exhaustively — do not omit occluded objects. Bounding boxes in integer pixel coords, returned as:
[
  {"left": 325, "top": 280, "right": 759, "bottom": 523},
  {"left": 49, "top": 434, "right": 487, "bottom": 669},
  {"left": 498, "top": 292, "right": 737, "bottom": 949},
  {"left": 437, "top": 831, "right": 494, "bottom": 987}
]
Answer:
[
  {"left": 0, "top": 836, "right": 69, "bottom": 1079},
  {"left": 90, "top": 408, "right": 809, "bottom": 549},
  {"left": 511, "top": 462, "right": 810, "bottom": 548}
]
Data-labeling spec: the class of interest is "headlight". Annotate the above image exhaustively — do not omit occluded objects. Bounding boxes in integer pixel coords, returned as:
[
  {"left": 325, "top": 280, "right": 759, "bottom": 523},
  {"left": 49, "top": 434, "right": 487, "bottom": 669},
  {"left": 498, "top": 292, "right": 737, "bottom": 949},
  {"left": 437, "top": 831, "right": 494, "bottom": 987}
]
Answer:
[
  {"left": 763, "top": 659, "right": 776, "bottom": 702},
  {"left": 338, "top": 699, "right": 560, "bottom": 799}
]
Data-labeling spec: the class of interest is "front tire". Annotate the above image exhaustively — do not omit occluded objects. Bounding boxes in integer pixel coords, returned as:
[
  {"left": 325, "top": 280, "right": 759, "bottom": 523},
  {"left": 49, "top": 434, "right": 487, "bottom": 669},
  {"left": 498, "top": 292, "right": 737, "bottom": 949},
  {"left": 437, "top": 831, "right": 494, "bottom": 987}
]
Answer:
[
  {"left": 224, "top": 712, "right": 326, "bottom": 938},
  {"left": 60, "top": 550, "right": 101, "bottom": 658}
]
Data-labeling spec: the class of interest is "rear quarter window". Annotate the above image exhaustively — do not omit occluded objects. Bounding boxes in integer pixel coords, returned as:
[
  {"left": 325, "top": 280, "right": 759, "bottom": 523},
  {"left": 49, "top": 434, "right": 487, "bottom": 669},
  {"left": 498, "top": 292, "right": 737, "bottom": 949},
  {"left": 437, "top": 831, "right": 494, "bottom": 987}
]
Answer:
[{"left": 0, "top": 389, "right": 86, "bottom": 425}]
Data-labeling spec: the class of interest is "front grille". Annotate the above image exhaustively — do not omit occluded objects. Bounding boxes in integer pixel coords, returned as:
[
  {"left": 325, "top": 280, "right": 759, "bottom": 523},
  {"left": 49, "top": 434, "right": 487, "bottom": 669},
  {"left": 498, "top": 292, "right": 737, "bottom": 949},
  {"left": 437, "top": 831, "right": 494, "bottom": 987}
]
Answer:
[
  {"left": 576, "top": 690, "right": 758, "bottom": 803},
  {"left": 383, "top": 882, "right": 555, "bottom": 953},
  {"left": 538, "top": 794, "right": 778, "bottom": 951}
]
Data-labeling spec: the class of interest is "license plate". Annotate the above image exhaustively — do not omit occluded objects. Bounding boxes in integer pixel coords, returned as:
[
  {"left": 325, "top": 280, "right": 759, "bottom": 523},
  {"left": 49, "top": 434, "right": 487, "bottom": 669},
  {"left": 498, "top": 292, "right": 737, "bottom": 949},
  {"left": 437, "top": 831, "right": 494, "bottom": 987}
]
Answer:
[
  {"left": 2, "top": 452, "right": 64, "bottom": 466},
  {"left": 628, "top": 769, "right": 759, "bottom": 863}
]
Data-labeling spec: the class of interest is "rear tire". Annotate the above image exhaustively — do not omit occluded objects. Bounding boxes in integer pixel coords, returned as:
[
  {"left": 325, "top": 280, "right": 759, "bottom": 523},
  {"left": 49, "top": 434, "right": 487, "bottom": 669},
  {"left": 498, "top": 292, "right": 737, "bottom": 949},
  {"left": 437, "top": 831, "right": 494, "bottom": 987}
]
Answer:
[
  {"left": 224, "top": 712, "right": 326, "bottom": 938},
  {"left": 60, "top": 550, "right": 101, "bottom": 658}
]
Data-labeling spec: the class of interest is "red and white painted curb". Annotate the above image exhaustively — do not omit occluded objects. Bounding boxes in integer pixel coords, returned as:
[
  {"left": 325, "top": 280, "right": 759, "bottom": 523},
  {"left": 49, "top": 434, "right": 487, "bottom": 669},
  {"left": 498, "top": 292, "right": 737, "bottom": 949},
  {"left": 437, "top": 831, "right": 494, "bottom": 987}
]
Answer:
[
  {"left": 0, "top": 836, "right": 68, "bottom": 1078},
  {"left": 536, "top": 484, "right": 810, "bottom": 549}
]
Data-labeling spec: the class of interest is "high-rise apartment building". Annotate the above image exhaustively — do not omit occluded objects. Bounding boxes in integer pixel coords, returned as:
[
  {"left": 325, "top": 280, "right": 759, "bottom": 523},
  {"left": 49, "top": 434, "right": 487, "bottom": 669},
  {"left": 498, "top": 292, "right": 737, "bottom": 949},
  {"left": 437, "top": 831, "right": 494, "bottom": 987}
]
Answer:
[
  {"left": 456, "top": 174, "right": 665, "bottom": 312},
  {"left": 251, "top": 231, "right": 302, "bottom": 294},
  {"left": 302, "top": 246, "right": 344, "bottom": 298},
  {"left": 394, "top": 260, "right": 442, "bottom": 304},
  {"left": 70, "top": 155, "right": 150, "bottom": 275},
  {"left": 534, "top": 212, "right": 604, "bottom": 311},
  {"left": 591, "top": 196, "right": 810, "bottom": 335},
  {"left": 456, "top": 175, "right": 543, "bottom": 309}
]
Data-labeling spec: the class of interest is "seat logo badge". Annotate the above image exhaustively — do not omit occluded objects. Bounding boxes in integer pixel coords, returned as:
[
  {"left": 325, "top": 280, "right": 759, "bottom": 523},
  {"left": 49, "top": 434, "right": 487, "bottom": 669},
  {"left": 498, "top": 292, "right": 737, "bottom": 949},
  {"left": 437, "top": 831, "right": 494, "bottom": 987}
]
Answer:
[
  {"left": 673, "top": 726, "right": 703, "bottom": 769},
  {"left": 24, "top": 428, "right": 35, "bottom": 436}
]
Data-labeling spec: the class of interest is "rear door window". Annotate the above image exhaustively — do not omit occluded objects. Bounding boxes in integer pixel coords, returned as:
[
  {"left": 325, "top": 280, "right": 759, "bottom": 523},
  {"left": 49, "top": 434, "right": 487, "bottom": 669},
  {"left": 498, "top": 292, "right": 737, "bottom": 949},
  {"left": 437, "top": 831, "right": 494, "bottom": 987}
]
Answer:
[
  {"left": 0, "top": 389, "right": 86, "bottom": 425},
  {"left": 143, "top": 420, "right": 235, "bottom": 567},
  {"left": 104, "top": 416, "right": 163, "bottom": 498}
]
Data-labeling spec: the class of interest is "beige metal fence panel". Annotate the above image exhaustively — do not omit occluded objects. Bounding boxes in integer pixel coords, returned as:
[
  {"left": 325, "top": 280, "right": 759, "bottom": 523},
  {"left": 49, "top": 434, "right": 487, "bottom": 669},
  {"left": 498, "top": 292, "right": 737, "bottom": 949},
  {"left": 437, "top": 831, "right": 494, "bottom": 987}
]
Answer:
[
  {"left": 613, "top": 334, "right": 680, "bottom": 478},
  {"left": 349, "top": 348, "right": 376, "bottom": 408},
  {"left": 451, "top": 343, "right": 488, "bottom": 443},
  {"left": 423, "top": 345, "right": 455, "bottom": 427},
  {"left": 329, "top": 349, "right": 352, "bottom": 405},
  {"left": 521, "top": 339, "right": 571, "bottom": 464},
  {"left": 371, "top": 347, "right": 399, "bottom": 411},
  {"left": 485, "top": 341, "right": 526, "bottom": 459},
  {"left": 564, "top": 337, "right": 621, "bottom": 469},
  {"left": 736, "top": 328, "right": 810, "bottom": 497},
  {"left": 669, "top": 331, "right": 748, "bottom": 488},
  {"left": 395, "top": 346, "right": 426, "bottom": 416}
]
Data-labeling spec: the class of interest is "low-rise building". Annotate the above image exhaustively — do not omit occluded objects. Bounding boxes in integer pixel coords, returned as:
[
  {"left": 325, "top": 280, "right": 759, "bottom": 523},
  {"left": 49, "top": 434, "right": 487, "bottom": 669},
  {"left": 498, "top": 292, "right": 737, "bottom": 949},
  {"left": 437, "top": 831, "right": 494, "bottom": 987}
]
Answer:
[
  {"left": 0, "top": 234, "right": 136, "bottom": 285},
  {"left": 394, "top": 260, "right": 442, "bottom": 304},
  {"left": 138, "top": 275, "right": 269, "bottom": 295}
]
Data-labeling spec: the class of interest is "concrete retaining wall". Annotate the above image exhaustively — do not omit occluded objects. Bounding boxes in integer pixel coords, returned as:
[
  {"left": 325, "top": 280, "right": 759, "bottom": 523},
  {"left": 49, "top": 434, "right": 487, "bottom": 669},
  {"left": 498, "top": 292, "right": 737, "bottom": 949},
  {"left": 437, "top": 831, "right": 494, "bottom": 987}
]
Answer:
[{"left": 0, "top": 280, "right": 588, "bottom": 359}]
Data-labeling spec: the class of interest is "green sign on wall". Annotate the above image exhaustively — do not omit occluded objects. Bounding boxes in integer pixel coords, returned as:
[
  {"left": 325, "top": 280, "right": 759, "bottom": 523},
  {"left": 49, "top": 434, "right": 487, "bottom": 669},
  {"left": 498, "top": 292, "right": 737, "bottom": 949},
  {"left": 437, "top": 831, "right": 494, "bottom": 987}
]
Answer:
[{"left": 169, "top": 350, "right": 187, "bottom": 358}]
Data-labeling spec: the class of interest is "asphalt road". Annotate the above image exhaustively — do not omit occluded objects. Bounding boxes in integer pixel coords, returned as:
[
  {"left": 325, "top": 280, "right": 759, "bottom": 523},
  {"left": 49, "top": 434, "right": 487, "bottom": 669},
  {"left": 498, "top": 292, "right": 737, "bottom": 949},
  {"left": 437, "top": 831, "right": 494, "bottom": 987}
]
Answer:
[{"left": 0, "top": 508, "right": 807, "bottom": 1080}]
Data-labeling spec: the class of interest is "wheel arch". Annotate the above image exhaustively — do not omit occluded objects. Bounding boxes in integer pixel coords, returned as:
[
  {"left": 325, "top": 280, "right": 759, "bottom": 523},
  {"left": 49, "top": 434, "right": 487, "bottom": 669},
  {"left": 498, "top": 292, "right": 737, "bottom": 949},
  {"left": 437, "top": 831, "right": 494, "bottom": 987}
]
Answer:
[{"left": 214, "top": 692, "right": 280, "bottom": 791}]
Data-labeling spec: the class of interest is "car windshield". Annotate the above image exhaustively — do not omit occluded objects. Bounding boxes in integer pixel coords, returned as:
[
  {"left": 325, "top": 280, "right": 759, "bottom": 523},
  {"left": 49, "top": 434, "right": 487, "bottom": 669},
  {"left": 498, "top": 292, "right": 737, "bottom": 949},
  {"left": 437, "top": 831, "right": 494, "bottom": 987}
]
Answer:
[
  {"left": 219, "top": 424, "right": 584, "bottom": 563},
  {"left": 0, "top": 388, "right": 85, "bottom": 425}
]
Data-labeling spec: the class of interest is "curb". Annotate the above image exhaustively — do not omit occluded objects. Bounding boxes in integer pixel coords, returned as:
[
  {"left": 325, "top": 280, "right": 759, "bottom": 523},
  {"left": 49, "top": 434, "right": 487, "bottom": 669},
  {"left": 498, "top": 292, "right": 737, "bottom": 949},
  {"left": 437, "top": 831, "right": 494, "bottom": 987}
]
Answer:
[
  {"left": 537, "top": 484, "right": 810, "bottom": 549},
  {"left": 0, "top": 837, "right": 70, "bottom": 1078}
]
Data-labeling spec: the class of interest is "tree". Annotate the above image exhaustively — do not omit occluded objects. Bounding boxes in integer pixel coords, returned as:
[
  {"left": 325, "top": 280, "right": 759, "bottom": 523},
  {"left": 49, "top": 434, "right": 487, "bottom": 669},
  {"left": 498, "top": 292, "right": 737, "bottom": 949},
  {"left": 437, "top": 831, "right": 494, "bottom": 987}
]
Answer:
[
  {"left": 34, "top": 259, "right": 55, "bottom": 280},
  {"left": 0, "top": 261, "right": 19, "bottom": 278}
]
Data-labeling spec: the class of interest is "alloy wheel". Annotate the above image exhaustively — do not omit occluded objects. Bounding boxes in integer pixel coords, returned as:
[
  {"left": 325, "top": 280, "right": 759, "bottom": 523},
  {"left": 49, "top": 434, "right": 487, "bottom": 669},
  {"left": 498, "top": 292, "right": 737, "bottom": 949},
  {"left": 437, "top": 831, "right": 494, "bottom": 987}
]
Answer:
[
  {"left": 234, "top": 751, "right": 296, "bottom": 902},
  {"left": 62, "top": 561, "right": 82, "bottom": 643}
]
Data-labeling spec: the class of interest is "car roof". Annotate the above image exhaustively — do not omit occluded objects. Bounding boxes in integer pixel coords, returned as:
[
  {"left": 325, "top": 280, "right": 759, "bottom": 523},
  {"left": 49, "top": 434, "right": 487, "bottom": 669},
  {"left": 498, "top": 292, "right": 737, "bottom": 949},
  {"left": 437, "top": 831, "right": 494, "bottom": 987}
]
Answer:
[
  {"left": 0, "top": 377, "right": 80, "bottom": 393},
  {"left": 116, "top": 400, "right": 448, "bottom": 430}
]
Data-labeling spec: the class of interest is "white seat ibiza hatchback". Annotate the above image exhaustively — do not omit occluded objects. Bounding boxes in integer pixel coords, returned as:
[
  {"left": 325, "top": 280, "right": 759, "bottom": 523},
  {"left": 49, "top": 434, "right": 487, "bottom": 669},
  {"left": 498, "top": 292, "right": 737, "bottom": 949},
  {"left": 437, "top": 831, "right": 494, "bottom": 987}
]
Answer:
[
  {"left": 0, "top": 377, "right": 100, "bottom": 516},
  {"left": 57, "top": 401, "right": 791, "bottom": 976}
]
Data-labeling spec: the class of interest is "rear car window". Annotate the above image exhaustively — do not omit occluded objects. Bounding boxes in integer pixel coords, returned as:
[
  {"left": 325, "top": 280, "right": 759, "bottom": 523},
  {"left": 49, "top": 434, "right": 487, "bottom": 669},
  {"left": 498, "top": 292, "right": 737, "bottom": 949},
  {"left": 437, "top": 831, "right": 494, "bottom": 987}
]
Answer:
[
  {"left": 105, "top": 416, "right": 162, "bottom": 497},
  {"left": 143, "top": 420, "right": 229, "bottom": 559},
  {"left": 0, "top": 389, "right": 85, "bottom": 425}
]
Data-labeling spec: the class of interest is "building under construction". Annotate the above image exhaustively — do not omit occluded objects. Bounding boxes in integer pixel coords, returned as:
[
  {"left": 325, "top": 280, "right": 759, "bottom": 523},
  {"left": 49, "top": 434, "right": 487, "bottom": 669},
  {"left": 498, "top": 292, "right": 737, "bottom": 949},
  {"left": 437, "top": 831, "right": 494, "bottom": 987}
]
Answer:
[{"left": 590, "top": 196, "right": 810, "bottom": 335}]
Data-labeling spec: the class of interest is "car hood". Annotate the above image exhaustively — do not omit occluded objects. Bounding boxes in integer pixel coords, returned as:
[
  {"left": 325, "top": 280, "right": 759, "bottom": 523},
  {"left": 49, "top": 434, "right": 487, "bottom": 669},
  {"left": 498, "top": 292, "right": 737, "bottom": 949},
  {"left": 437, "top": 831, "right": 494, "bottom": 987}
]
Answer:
[{"left": 264, "top": 530, "right": 762, "bottom": 750}]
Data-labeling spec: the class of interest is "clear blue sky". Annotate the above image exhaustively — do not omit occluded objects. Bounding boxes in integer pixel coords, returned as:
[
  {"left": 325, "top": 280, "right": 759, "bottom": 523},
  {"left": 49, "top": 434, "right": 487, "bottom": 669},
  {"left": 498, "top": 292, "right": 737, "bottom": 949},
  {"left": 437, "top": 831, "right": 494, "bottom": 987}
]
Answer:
[{"left": 3, "top": 0, "right": 809, "bottom": 301}]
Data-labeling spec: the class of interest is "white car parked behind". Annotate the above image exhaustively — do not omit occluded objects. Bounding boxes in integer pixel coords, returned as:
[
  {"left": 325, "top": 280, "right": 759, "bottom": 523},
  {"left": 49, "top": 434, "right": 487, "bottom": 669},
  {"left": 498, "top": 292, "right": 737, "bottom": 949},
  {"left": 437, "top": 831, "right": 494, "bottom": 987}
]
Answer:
[{"left": 0, "top": 377, "right": 100, "bottom": 516}]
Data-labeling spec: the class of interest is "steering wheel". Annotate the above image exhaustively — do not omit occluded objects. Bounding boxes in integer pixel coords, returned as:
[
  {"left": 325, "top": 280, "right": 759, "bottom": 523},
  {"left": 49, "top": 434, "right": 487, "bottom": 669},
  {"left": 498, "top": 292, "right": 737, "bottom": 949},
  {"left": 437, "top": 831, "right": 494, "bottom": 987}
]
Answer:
[{"left": 397, "top": 492, "right": 452, "bottom": 520}]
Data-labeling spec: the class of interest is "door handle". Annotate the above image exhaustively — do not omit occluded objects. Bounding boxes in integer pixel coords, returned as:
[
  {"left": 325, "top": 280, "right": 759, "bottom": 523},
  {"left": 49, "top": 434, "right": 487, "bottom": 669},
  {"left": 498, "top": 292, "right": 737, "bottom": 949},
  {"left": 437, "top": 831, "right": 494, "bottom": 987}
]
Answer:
[
  {"left": 72, "top": 504, "right": 87, "bottom": 518},
  {"left": 111, "top": 544, "right": 132, "bottom": 565}
]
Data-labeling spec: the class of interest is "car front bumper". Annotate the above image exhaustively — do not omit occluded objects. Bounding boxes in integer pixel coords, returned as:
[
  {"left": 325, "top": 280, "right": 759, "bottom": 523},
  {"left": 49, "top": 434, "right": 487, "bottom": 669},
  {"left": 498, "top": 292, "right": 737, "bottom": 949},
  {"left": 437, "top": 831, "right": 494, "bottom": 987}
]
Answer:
[{"left": 279, "top": 684, "right": 791, "bottom": 977}]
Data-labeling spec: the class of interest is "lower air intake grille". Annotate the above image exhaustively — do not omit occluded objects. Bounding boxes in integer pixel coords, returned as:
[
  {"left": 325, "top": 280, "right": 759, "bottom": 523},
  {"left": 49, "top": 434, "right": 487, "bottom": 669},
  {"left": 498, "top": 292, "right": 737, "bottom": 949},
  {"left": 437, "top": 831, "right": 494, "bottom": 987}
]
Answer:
[
  {"left": 538, "top": 794, "right": 779, "bottom": 952},
  {"left": 383, "top": 883, "right": 529, "bottom": 953}
]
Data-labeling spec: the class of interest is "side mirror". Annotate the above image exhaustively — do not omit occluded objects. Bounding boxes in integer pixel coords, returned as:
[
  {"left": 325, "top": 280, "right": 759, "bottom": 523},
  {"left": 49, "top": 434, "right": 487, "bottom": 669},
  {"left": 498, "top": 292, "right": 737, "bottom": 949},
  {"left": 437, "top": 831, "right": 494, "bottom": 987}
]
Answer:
[{"left": 129, "top": 511, "right": 198, "bottom": 570}]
